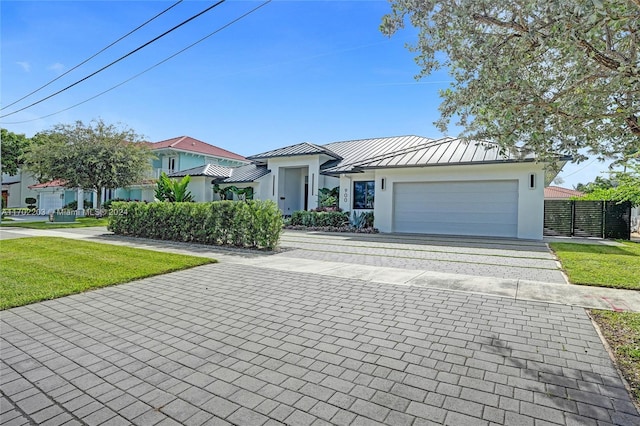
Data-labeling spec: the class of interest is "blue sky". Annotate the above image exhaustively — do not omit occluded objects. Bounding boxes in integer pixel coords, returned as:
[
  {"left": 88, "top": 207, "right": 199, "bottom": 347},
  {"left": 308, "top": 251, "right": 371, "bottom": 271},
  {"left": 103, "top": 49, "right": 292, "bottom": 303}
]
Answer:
[{"left": 1, "top": 0, "right": 612, "bottom": 187}]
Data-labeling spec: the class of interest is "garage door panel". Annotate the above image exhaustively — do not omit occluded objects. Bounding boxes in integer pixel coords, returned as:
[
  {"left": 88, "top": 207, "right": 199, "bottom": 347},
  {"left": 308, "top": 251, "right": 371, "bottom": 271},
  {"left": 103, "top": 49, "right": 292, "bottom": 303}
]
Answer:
[{"left": 393, "top": 180, "right": 519, "bottom": 237}]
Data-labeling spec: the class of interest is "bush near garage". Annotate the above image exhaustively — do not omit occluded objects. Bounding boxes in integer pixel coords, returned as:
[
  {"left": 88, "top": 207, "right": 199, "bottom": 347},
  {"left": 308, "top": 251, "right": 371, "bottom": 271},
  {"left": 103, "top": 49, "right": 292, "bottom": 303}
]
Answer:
[
  {"left": 108, "top": 200, "right": 283, "bottom": 250},
  {"left": 290, "top": 210, "right": 350, "bottom": 227}
]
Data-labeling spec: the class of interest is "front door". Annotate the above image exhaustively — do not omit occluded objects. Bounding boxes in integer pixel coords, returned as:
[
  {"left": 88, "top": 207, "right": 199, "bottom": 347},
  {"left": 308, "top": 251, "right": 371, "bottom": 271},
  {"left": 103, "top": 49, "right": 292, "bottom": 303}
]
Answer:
[{"left": 304, "top": 183, "right": 309, "bottom": 210}]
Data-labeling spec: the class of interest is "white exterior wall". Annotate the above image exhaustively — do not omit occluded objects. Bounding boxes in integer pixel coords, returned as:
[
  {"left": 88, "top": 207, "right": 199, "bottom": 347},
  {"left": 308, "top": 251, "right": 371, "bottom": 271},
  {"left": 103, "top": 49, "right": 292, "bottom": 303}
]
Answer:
[
  {"left": 2, "top": 170, "right": 39, "bottom": 208},
  {"left": 338, "top": 172, "right": 376, "bottom": 216},
  {"left": 188, "top": 177, "right": 210, "bottom": 202},
  {"left": 265, "top": 155, "right": 324, "bottom": 212},
  {"left": 373, "top": 163, "right": 545, "bottom": 239}
]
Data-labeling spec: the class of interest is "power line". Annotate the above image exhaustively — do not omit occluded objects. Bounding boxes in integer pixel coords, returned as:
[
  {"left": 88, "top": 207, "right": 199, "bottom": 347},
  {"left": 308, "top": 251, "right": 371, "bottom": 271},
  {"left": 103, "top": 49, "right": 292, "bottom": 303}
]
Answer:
[
  {"left": 1, "top": 0, "right": 273, "bottom": 125},
  {"left": 0, "top": 0, "right": 227, "bottom": 119},
  {"left": 1, "top": 0, "right": 184, "bottom": 111}
]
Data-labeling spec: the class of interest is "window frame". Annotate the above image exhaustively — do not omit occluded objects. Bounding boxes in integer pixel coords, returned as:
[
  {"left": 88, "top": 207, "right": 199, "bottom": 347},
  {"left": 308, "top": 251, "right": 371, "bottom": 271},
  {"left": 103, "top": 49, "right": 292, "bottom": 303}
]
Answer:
[{"left": 353, "top": 180, "right": 375, "bottom": 209}]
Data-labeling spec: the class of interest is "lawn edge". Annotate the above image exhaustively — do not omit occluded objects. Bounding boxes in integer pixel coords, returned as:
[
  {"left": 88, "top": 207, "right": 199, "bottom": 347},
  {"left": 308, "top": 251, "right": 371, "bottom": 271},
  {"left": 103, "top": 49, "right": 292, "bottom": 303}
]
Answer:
[
  {"left": 0, "top": 259, "right": 216, "bottom": 311},
  {"left": 587, "top": 309, "right": 640, "bottom": 412}
]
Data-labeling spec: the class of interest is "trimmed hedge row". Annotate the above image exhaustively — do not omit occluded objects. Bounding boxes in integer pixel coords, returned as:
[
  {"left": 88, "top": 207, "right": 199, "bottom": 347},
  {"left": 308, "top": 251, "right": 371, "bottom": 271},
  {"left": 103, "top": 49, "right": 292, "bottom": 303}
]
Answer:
[
  {"left": 290, "top": 210, "right": 350, "bottom": 227},
  {"left": 108, "top": 200, "right": 283, "bottom": 250}
]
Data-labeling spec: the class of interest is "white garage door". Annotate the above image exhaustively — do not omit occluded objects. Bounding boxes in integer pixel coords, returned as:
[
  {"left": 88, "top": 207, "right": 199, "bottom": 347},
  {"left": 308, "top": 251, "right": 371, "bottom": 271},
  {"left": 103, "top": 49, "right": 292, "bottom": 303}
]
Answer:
[
  {"left": 39, "top": 193, "right": 63, "bottom": 213},
  {"left": 393, "top": 180, "right": 519, "bottom": 237}
]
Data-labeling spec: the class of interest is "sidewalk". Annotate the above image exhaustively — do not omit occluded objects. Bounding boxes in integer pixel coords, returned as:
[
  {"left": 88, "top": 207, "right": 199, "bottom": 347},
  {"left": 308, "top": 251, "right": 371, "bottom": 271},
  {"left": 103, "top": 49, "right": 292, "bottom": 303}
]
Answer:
[{"left": 2, "top": 226, "right": 639, "bottom": 312}]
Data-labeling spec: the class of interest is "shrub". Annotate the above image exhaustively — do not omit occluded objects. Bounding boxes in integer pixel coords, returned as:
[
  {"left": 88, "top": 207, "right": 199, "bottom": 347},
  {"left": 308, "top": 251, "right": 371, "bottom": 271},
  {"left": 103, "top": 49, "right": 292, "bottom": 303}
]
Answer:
[
  {"left": 25, "top": 197, "right": 36, "bottom": 208},
  {"left": 290, "top": 211, "right": 349, "bottom": 228},
  {"left": 63, "top": 200, "right": 93, "bottom": 209},
  {"left": 351, "top": 211, "right": 375, "bottom": 229},
  {"left": 108, "top": 200, "right": 283, "bottom": 250}
]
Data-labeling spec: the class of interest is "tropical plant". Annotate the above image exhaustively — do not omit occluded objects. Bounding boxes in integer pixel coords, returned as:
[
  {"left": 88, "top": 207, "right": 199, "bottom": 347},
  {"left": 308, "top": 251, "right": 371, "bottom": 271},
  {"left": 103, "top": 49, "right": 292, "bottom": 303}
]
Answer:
[
  {"left": 155, "top": 172, "right": 193, "bottom": 202},
  {"left": 318, "top": 186, "right": 339, "bottom": 208},
  {"left": 351, "top": 211, "right": 374, "bottom": 230}
]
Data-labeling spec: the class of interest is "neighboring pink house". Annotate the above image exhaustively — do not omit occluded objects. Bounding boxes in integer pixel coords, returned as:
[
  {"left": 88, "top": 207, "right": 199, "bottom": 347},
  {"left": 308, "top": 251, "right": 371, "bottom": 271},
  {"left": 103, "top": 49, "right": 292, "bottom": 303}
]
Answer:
[{"left": 544, "top": 186, "right": 584, "bottom": 200}]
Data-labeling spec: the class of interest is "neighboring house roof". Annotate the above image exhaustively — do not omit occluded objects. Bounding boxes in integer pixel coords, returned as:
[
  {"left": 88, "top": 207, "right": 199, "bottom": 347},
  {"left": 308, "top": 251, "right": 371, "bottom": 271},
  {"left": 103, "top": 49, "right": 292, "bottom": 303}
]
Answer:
[
  {"left": 148, "top": 136, "right": 248, "bottom": 162},
  {"left": 28, "top": 179, "right": 66, "bottom": 189},
  {"left": 168, "top": 164, "right": 232, "bottom": 178},
  {"left": 247, "top": 142, "right": 342, "bottom": 161},
  {"left": 217, "top": 164, "right": 270, "bottom": 184},
  {"left": 544, "top": 186, "right": 584, "bottom": 199}
]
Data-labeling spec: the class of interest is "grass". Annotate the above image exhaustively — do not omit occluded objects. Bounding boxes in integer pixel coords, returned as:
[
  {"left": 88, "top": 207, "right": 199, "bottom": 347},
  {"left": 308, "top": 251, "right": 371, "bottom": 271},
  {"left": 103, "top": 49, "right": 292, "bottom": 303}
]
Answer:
[
  {"left": 549, "top": 241, "right": 640, "bottom": 290},
  {"left": 591, "top": 310, "right": 640, "bottom": 404},
  {"left": 1, "top": 217, "right": 109, "bottom": 229},
  {"left": 0, "top": 237, "right": 215, "bottom": 310}
]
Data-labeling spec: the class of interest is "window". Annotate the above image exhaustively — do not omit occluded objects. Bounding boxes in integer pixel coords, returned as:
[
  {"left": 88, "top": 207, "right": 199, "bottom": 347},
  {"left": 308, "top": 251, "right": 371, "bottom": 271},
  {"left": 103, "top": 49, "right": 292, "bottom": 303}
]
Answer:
[
  {"left": 168, "top": 158, "right": 176, "bottom": 173},
  {"left": 353, "top": 181, "right": 375, "bottom": 209}
]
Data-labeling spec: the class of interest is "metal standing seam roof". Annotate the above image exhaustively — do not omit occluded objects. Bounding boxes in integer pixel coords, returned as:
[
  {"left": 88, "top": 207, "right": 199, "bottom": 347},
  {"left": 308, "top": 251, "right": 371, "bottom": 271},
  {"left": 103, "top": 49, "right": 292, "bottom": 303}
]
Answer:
[
  {"left": 218, "top": 164, "right": 270, "bottom": 184},
  {"left": 168, "top": 164, "right": 232, "bottom": 178},
  {"left": 323, "top": 137, "right": 539, "bottom": 173},
  {"left": 320, "top": 136, "right": 441, "bottom": 174},
  {"left": 247, "top": 142, "right": 342, "bottom": 161}
]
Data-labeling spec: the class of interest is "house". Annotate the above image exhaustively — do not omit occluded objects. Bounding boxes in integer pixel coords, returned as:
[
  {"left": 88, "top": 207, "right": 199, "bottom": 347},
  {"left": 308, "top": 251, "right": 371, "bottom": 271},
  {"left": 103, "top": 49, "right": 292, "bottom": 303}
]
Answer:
[
  {"left": 209, "top": 135, "right": 569, "bottom": 240},
  {"left": 544, "top": 186, "right": 584, "bottom": 200},
  {"left": 15, "top": 136, "right": 248, "bottom": 211}
]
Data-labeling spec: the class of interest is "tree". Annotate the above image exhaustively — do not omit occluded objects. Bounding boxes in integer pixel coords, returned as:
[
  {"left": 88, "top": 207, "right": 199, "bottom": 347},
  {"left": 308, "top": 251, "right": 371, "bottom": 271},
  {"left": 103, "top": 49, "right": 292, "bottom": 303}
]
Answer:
[
  {"left": 22, "top": 119, "right": 153, "bottom": 209},
  {"left": 381, "top": 0, "right": 640, "bottom": 163},
  {"left": 577, "top": 162, "right": 640, "bottom": 206},
  {"left": 575, "top": 175, "right": 615, "bottom": 192},
  {"left": 0, "top": 128, "right": 31, "bottom": 176},
  {"left": 155, "top": 172, "right": 194, "bottom": 202}
]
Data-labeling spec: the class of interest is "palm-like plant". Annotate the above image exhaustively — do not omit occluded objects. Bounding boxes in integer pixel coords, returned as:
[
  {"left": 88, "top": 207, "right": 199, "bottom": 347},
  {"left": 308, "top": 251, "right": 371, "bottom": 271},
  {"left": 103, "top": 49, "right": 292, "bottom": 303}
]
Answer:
[{"left": 155, "top": 172, "right": 193, "bottom": 202}]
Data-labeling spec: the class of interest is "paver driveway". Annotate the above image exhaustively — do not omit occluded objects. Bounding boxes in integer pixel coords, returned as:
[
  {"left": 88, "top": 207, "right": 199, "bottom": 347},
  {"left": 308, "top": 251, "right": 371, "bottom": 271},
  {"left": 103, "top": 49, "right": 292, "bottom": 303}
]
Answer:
[
  {"left": 277, "top": 232, "right": 566, "bottom": 283},
  {"left": 2, "top": 264, "right": 638, "bottom": 425}
]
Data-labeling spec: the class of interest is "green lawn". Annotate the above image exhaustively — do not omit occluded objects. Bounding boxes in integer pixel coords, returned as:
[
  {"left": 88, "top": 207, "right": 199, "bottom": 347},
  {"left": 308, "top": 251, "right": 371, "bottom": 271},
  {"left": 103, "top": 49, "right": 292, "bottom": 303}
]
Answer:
[
  {"left": 1, "top": 217, "right": 109, "bottom": 229},
  {"left": 0, "top": 237, "right": 215, "bottom": 310},
  {"left": 549, "top": 241, "right": 640, "bottom": 290},
  {"left": 591, "top": 310, "right": 640, "bottom": 404}
]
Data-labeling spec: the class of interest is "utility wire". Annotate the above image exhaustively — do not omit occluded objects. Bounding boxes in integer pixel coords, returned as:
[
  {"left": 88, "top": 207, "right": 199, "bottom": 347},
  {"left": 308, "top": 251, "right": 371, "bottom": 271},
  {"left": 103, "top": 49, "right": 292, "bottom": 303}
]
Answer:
[
  {"left": 1, "top": 0, "right": 184, "bottom": 111},
  {"left": 0, "top": 0, "right": 226, "bottom": 119},
  {"left": 0, "top": 0, "right": 273, "bottom": 125}
]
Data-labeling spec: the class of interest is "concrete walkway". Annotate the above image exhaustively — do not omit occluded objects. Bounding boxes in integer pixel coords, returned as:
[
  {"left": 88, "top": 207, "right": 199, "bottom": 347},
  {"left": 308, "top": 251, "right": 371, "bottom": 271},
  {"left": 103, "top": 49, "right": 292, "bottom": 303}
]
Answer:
[{"left": 2, "top": 227, "right": 638, "bottom": 312}]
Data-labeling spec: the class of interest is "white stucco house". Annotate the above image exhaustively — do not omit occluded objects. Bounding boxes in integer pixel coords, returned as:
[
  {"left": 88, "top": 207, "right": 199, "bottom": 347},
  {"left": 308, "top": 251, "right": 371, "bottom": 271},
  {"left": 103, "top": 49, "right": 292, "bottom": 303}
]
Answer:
[{"left": 188, "top": 135, "right": 569, "bottom": 240}]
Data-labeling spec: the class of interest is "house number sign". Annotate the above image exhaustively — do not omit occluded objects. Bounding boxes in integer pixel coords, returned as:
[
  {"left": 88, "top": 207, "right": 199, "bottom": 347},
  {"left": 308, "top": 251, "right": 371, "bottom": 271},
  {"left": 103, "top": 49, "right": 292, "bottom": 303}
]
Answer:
[{"left": 343, "top": 188, "right": 348, "bottom": 203}]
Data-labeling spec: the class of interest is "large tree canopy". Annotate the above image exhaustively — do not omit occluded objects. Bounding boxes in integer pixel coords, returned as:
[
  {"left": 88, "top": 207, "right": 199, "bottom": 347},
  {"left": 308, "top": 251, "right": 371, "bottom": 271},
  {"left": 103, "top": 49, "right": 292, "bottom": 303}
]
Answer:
[
  {"left": 22, "top": 119, "right": 153, "bottom": 208},
  {"left": 381, "top": 0, "right": 640, "bottom": 163},
  {"left": 0, "top": 128, "right": 31, "bottom": 176}
]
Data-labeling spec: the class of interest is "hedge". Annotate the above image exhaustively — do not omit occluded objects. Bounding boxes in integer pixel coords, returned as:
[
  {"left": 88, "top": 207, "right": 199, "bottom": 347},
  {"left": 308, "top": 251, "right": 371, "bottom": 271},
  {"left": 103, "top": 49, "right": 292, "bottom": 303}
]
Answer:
[
  {"left": 108, "top": 200, "right": 283, "bottom": 250},
  {"left": 290, "top": 210, "right": 350, "bottom": 227}
]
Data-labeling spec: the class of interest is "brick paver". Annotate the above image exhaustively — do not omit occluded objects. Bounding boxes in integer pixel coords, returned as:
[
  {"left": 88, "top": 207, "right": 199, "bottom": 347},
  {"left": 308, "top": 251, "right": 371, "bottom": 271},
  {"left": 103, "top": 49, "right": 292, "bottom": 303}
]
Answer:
[{"left": 1, "top": 263, "right": 638, "bottom": 425}]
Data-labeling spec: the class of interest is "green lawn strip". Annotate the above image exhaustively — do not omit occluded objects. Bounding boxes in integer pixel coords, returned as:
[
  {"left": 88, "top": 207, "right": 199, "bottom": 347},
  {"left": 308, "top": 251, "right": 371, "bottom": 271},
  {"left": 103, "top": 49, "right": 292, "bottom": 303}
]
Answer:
[
  {"left": 1, "top": 217, "right": 109, "bottom": 229},
  {"left": 591, "top": 310, "right": 640, "bottom": 404},
  {"left": 297, "top": 247, "right": 559, "bottom": 270},
  {"left": 549, "top": 242, "right": 640, "bottom": 290},
  {"left": 282, "top": 237, "right": 552, "bottom": 260},
  {"left": 0, "top": 237, "right": 215, "bottom": 310}
]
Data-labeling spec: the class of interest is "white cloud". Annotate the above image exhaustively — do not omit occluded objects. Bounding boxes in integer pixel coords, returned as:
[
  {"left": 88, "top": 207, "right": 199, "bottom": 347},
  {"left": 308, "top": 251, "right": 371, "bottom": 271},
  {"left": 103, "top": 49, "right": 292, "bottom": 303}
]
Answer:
[
  {"left": 16, "top": 61, "right": 30, "bottom": 72},
  {"left": 48, "top": 62, "right": 65, "bottom": 73}
]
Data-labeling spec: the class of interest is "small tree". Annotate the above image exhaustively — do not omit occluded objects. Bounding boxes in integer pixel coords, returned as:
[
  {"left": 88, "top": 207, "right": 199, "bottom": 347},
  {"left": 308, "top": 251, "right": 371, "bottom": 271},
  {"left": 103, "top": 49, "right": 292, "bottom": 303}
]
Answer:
[{"left": 22, "top": 119, "right": 153, "bottom": 209}]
